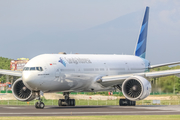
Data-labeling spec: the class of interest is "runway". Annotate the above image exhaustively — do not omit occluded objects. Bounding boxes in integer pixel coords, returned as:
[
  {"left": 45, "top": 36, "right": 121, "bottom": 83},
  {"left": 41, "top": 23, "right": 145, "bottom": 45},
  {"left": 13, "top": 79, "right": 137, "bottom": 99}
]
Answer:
[{"left": 0, "top": 105, "right": 180, "bottom": 116}]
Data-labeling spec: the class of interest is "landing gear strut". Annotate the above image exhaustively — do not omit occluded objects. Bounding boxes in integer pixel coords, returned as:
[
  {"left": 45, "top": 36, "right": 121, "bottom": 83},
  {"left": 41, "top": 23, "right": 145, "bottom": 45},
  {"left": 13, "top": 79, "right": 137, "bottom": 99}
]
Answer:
[
  {"left": 35, "top": 92, "right": 45, "bottom": 109},
  {"left": 58, "top": 92, "right": 75, "bottom": 106},
  {"left": 119, "top": 99, "right": 136, "bottom": 106}
]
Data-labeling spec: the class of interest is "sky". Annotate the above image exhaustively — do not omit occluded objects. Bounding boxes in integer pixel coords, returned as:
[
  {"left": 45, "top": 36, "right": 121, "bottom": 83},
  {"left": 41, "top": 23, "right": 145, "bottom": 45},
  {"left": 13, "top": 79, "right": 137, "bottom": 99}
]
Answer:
[{"left": 0, "top": 0, "right": 180, "bottom": 64}]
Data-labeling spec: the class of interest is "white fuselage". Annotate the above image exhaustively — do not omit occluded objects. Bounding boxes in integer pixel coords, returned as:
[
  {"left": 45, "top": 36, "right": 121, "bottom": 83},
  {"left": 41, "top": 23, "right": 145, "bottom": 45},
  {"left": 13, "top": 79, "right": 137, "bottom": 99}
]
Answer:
[{"left": 22, "top": 54, "right": 149, "bottom": 93}]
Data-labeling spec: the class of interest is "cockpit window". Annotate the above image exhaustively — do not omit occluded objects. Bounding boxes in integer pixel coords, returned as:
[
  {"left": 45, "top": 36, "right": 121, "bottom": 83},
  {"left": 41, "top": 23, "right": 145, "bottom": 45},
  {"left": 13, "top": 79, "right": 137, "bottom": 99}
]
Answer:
[
  {"left": 36, "top": 67, "right": 43, "bottom": 71},
  {"left": 23, "top": 67, "right": 43, "bottom": 71},
  {"left": 30, "top": 67, "right": 35, "bottom": 70},
  {"left": 36, "top": 67, "right": 40, "bottom": 71},
  {"left": 23, "top": 67, "right": 29, "bottom": 71},
  {"left": 40, "top": 67, "right": 43, "bottom": 71}
]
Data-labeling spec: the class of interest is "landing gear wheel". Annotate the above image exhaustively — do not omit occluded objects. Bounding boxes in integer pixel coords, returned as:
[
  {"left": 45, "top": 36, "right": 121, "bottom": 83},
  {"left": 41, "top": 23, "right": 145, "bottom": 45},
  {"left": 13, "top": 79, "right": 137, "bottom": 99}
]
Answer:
[
  {"left": 72, "top": 99, "right": 75, "bottom": 106},
  {"left": 34, "top": 91, "right": 45, "bottom": 109},
  {"left": 67, "top": 99, "right": 71, "bottom": 106},
  {"left": 70, "top": 99, "right": 74, "bottom": 106},
  {"left": 39, "top": 102, "right": 45, "bottom": 109},
  {"left": 59, "top": 92, "right": 76, "bottom": 107},
  {"left": 58, "top": 99, "right": 62, "bottom": 106},
  {"left": 35, "top": 102, "right": 45, "bottom": 109},
  {"left": 119, "top": 99, "right": 136, "bottom": 106},
  {"left": 35, "top": 102, "right": 39, "bottom": 108}
]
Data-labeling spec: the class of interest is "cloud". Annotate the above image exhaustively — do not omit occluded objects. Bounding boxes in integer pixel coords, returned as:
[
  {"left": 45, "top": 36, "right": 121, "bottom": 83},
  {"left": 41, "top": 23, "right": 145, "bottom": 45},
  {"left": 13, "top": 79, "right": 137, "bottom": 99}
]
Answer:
[
  {"left": 143, "top": 0, "right": 166, "bottom": 6},
  {"left": 142, "top": 0, "right": 180, "bottom": 34},
  {"left": 158, "top": 7, "right": 180, "bottom": 33},
  {"left": 143, "top": 0, "right": 173, "bottom": 6}
]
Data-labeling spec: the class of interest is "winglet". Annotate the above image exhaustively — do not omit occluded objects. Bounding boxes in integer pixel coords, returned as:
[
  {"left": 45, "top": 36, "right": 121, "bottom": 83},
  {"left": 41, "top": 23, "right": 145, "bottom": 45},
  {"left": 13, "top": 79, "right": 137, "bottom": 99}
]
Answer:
[{"left": 134, "top": 7, "right": 149, "bottom": 59}]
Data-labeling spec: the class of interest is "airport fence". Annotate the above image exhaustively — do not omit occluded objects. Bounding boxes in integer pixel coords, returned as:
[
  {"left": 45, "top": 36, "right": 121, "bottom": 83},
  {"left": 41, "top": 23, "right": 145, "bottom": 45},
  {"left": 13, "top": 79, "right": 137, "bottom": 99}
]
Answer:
[
  {"left": 0, "top": 99, "right": 180, "bottom": 106},
  {"left": 0, "top": 90, "right": 175, "bottom": 95},
  {"left": 57, "top": 92, "right": 175, "bottom": 96}
]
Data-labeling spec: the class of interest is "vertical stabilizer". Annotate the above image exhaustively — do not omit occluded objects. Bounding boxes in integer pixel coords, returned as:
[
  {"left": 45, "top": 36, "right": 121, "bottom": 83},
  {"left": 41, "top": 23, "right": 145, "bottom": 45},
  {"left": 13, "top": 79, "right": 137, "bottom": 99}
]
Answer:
[{"left": 134, "top": 7, "right": 149, "bottom": 59}]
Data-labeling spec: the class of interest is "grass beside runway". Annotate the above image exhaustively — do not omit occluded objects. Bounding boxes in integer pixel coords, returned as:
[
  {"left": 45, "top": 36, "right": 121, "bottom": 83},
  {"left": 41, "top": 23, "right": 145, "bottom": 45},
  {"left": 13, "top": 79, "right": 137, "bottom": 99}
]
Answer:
[
  {"left": 0, "top": 99, "right": 180, "bottom": 106},
  {"left": 0, "top": 115, "right": 180, "bottom": 120}
]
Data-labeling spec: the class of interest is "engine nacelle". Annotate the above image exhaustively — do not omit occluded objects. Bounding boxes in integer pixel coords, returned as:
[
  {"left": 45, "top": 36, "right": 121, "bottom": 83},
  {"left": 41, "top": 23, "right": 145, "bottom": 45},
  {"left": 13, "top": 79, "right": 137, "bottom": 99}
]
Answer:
[
  {"left": 122, "top": 76, "right": 151, "bottom": 101},
  {"left": 12, "top": 78, "right": 36, "bottom": 101}
]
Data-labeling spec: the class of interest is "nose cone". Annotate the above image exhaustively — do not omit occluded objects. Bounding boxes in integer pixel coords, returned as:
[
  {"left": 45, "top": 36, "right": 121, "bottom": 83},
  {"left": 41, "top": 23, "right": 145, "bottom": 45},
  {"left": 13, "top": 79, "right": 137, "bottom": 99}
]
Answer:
[{"left": 22, "top": 71, "right": 38, "bottom": 90}]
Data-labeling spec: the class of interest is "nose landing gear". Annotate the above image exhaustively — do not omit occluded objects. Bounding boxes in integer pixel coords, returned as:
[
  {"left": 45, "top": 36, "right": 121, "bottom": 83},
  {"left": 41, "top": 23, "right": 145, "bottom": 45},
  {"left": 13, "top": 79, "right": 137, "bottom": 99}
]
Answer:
[
  {"left": 58, "top": 92, "right": 75, "bottom": 106},
  {"left": 35, "top": 91, "right": 45, "bottom": 109}
]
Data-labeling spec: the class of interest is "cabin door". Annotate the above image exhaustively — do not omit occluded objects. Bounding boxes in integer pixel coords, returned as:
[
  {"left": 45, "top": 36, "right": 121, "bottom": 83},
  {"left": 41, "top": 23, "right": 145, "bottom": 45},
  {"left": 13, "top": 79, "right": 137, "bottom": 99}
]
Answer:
[{"left": 55, "top": 69, "right": 60, "bottom": 78}]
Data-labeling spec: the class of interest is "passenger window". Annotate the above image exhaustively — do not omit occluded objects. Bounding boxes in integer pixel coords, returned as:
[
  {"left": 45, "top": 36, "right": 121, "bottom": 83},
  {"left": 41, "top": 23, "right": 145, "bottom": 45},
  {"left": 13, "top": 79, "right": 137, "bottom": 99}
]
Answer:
[{"left": 30, "top": 67, "right": 35, "bottom": 70}]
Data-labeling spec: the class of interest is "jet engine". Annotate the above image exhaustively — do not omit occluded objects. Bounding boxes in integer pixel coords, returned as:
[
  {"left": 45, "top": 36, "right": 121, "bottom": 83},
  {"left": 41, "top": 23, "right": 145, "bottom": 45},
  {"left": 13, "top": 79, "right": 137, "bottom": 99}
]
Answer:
[
  {"left": 122, "top": 76, "right": 151, "bottom": 101},
  {"left": 12, "top": 78, "right": 36, "bottom": 101}
]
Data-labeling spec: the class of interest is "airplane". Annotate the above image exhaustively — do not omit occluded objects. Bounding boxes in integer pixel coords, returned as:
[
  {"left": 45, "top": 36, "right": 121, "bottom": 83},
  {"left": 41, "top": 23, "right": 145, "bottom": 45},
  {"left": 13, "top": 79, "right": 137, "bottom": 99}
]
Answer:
[{"left": 1, "top": 6, "right": 180, "bottom": 109}]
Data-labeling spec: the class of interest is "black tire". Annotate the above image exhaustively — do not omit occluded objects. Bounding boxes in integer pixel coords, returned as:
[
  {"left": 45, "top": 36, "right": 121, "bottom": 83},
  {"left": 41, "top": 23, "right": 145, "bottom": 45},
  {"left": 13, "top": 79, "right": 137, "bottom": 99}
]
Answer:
[
  {"left": 132, "top": 101, "right": 136, "bottom": 106},
  {"left": 119, "top": 99, "right": 122, "bottom": 106},
  {"left": 119, "top": 99, "right": 127, "bottom": 106},
  {"left": 67, "top": 99, "right": 71, "bottom": 106},
  {"left": 58, "top": 99, "right": 62, "bottom": 106},
  {"left": 119, "top": 99, "right": 136, "bottom": 106},
  {"left": 61, "top": 99, "right": 66, "bottom": 106},
  {"left": 35, "top": 102, "right": 39, "bottom": 109},
  {"left": 73, "top": 99, "right": 75, "bottom": 106},
  {"left": 39, "top": 102, "right": 45, "bottom": 109},
  {"left": 70, "top": 99, "right": 74, "bottom": 106}
]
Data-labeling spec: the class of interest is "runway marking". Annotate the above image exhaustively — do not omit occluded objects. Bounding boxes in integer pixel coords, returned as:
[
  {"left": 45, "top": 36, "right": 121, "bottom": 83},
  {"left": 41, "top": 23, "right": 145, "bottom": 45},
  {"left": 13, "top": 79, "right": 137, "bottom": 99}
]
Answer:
[
  {"left": 0, "top": 111, "right": 177, "bottom": 115},
  {"left": 133, "top": 106, "right": 180, "bottom": 112},
  {"left": 3, "top": 107, "right": 26, "bottom": 109}
]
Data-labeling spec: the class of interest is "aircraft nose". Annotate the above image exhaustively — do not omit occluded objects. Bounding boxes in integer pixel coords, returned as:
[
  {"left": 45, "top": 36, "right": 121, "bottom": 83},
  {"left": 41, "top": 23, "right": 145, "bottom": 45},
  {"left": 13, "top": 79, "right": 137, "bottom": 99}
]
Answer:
[{"left": 22, "top": 71, "right": 38, "bottom": 90}]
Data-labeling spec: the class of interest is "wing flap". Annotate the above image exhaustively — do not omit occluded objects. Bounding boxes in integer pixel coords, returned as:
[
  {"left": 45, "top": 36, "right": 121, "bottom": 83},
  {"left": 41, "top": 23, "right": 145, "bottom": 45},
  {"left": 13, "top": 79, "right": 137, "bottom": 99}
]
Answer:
[{"left": 0, "top": 69, "right": 22, "bottom": 77}]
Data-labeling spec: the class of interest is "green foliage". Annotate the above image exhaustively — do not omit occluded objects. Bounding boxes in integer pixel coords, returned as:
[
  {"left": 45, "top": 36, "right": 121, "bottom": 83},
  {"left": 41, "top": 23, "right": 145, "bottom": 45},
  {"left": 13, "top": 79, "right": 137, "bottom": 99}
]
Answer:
[
  {"left": 0, "top": 57, "right": 11, "bottom": 70},
  {"left": 0, "top": 57, "right": 11, "bottom": 83},
  {"left": 85, "top": 92, "right": 109, "bottom": 96},
  {"left": 151, "top": 65, "right": 180, "bottom": 94},
  {"left": 159, "top": 76, "right": 175, "bottom": 93},
  {"left": 152, "top": 65, "right": 180, "bottom": 71}
]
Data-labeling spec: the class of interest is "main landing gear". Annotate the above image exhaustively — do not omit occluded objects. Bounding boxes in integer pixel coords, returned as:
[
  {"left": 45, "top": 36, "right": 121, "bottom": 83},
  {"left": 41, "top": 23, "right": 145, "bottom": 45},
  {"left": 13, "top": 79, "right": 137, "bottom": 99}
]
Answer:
[
  {"left": 58, "top": 92, "right": 75, "bottom": 106},
  {"left": 119, "top": 99, "right": 136, "bottom": 106},
  {"left": 35, "top": 92, "right": 45, "bottom": 109}
]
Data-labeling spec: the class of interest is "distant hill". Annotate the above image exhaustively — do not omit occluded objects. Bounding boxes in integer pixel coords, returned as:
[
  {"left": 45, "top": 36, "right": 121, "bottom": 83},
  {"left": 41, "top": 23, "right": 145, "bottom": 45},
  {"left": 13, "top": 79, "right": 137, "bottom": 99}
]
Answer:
[{"left": 5, "top": 9, "right": 180, "bottom": 65}]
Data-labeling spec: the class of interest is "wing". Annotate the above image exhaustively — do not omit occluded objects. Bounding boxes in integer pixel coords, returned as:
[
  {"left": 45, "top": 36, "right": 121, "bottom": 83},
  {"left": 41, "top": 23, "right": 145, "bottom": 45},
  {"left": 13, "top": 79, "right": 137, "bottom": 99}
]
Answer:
[
  {"left": 97, "top": 69, "right": 180, "bottom": 87},
  {"left": 149, "top": 61, "right": 180, "bottom": 69},
  {"left": 0, "top": 69, "right": 22, "bottom": 77}
]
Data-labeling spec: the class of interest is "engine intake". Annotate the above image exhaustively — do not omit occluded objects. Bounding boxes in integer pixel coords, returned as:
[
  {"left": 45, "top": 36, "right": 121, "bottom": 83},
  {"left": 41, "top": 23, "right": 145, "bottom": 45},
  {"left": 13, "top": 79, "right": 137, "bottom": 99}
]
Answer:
[
  {"left": 122, "top": 76, "right": 151, "bottom": 101},
  {"left": 12, "top": 78, "right": 35, "bottom": 101}
]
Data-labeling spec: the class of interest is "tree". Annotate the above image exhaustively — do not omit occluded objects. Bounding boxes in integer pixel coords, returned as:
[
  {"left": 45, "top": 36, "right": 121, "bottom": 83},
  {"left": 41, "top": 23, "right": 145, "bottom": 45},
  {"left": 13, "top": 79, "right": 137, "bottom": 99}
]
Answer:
[{"left": 0, "top": 57, "right": 12, "bottom": 83}]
